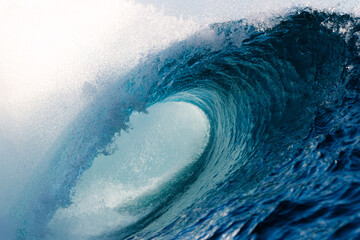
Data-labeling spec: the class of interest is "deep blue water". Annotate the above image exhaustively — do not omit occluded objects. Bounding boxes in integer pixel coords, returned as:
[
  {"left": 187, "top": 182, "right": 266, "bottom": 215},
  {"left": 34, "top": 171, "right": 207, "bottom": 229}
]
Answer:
[{"left": 17, "top": 9, "right": 360, "bottom": 239}]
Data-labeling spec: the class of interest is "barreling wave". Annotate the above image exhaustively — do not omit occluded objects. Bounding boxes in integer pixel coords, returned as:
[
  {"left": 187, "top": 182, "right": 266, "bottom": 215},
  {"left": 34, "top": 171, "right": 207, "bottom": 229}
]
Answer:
[{"left": 16, "top": 9, "right": 360, "bottom": 239}]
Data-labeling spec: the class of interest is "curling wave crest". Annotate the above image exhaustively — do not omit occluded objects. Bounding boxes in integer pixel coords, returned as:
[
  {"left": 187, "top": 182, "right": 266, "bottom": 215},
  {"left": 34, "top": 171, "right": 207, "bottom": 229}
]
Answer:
[{"left": 5, "top": 7, "right": 360, "bottom": 240}]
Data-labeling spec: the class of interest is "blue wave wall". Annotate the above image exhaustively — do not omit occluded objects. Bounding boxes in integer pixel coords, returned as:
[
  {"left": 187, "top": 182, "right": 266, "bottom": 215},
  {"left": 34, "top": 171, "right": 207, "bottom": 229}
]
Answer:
[{"left": 17, "top": 9, "right": 360, "bottom": 239}]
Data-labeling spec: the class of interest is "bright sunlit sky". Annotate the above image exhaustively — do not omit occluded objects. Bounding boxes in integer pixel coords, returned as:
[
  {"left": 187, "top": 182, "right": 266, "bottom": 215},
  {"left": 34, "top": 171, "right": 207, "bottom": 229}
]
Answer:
[
  {"left": 0, "top": 0, "right": 359, "bottom": 139},
  {"left": 1, "top": 0, "right": 358, "bottom": 117}
]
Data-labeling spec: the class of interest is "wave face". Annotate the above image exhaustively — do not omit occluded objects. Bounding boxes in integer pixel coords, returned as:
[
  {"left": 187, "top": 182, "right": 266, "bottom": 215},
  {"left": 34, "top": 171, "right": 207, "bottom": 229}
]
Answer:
[{"left": 13, "top": 9, "right": 360, "bottom": 239}]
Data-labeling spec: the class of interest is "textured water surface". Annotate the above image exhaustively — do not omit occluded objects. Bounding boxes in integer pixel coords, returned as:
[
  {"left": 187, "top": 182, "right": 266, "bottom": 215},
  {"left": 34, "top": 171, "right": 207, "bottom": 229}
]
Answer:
[{"left": 6, "top": 8, "right": 360, "bottom": 240}]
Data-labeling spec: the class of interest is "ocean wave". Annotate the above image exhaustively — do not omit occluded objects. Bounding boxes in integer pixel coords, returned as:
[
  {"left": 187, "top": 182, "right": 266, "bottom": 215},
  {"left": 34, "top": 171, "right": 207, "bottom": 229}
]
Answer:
[{"left": 13, "top": 9, "right": 360, "bottom": 239}]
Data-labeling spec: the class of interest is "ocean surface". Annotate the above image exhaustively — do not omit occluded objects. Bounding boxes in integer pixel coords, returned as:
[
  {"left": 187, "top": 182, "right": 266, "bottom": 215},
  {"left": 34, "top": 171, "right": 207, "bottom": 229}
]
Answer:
[{"left": 1, "top": 2, "right": 360, "bottom": 240}]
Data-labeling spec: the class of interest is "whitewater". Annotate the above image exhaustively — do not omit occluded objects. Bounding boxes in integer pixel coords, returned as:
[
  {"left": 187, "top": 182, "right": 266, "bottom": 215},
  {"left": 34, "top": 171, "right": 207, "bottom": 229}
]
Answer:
[{"left": 1, "top": 0, "right": 360, "bottom": 239}]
